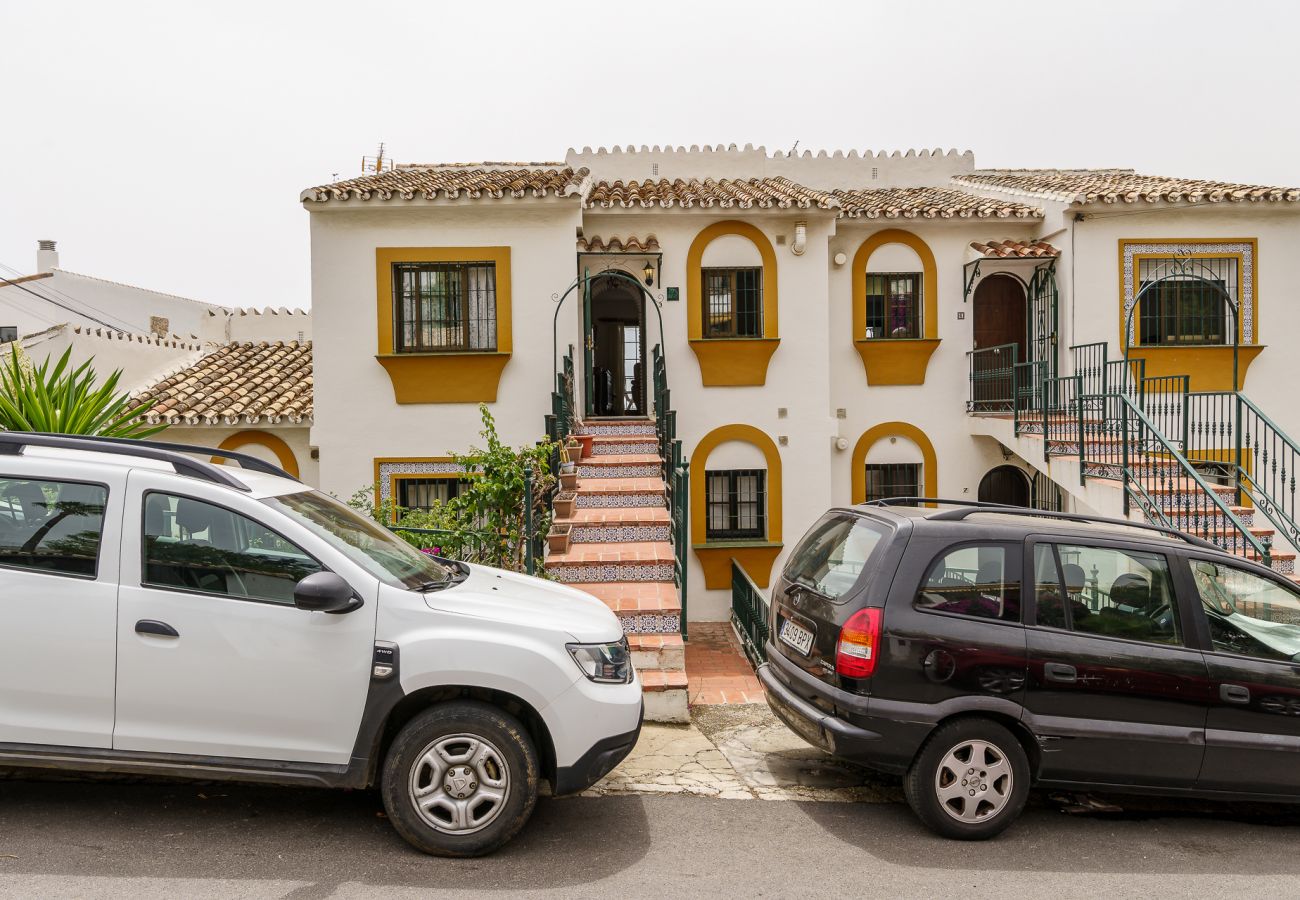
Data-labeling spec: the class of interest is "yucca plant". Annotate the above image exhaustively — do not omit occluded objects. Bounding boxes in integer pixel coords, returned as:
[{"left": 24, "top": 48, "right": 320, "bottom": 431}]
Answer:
[{"left": 0, "top": 345, "right": 166, "bottom": 438}]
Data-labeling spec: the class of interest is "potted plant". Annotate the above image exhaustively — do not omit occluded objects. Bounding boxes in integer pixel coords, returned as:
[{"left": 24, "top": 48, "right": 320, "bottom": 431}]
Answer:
[
  {"left": 573, "top": 423, "right": 595, "bottom": 460},
  {"left": 559, "top": 467, "right": 579, "bottom": 491},
  {"left": 546, "top": 523, "right": 571, "bottom": 555},
  {"left": 553, "top": 490, "right": 577, "bottom": 520},
  {"left": 564, "top": 434, "right": 583, "bottom": 461}
]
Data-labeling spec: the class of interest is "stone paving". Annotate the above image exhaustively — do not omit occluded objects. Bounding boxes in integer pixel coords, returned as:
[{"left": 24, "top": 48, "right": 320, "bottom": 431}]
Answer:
[
  {"left": 583, "top": 702, "right": 898, "bottom": 803},
  {"left": 683, "top": 622, "right": 766, "bottom": 705}
]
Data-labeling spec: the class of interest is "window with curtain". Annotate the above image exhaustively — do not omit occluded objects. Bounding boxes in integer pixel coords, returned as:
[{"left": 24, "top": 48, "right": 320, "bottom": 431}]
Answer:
[
  {"left": 865, "top": 273, "right": 921, "bottom": 339},
  {"left": 702, "top": 267, "right": 763, "bottom": 337},
  {"left": 393, "top": 262, "right": 497, "bottom": 352}
]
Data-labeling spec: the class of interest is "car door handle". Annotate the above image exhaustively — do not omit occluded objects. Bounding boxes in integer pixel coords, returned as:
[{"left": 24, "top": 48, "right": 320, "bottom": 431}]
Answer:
[
  {"left": 1044, "top": 662, "right": 1077, "bottom": 684},
  {"left": 135, "top": 619, "right": 179, "bottom": 638},
  {"left": 1220, "top": 683, "right": 1251, "bottom": 704}
]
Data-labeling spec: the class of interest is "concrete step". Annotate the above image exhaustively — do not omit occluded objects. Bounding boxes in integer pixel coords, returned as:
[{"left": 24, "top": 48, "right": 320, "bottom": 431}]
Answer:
[
  {"left": 578, "top": 419, "right": 656, "bottom": 437},
  {"left": 577, "top": 454, "right": 662, "bottom": 479},
  {"left": 574, "top": 477, "right": 666, "bottom": 509},
  {"left": 639, "top": 671, "right": 689, "bottom": 723},
  {"left": 628, "top": 633, "right": 686, "bottom": 672}
]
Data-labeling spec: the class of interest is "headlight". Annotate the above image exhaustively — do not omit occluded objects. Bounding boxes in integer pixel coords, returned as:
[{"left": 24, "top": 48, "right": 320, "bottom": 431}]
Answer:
[{"left": 567, "top": 638, "right": 634, "bottom": 684}]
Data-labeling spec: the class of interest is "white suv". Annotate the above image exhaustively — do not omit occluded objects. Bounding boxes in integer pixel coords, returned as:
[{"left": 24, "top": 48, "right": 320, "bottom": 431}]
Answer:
[{"left": 0, "top": 433, "right": 642, "bottom": 857}]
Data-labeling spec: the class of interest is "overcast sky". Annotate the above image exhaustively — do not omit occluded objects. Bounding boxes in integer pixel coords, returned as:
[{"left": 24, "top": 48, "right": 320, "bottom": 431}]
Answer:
[{"left": 2, "top": 0, "right": 1297, "bottom": 309}]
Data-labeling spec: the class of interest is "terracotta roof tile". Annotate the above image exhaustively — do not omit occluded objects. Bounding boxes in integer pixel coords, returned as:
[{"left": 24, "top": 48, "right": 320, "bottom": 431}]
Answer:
[
  {"left": 833, "top": 187, "right": 1043, "bottom": 219},
  {"left": 970, "top": 238, "right": 1060, "bottom": 259},
  {"left": 130, "top": 341, "right": 312, "bottom": 425},
  {"left": 953, "top": 169, "right": 1300, "bottom": 205},
  {"left": 302, "top": 167, "right": 588, "bottom": 203},
  {"left": 584, "top": 176, "right": 835, "bottom": 210},
  {"left": 576, "top": 234, "right": 661, "bottom": 253}
]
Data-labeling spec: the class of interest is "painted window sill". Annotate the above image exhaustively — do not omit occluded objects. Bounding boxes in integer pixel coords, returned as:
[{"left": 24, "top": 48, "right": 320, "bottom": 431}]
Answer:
[
  {"left": 853, "top": 338, "right": 941, "bottom": 386},
  {"left": 688, "top": 338, "right": 780, "bottom": 387},
  {"left": 692, "top": 541, "right": 784, "bottom": 590},
  {"left": 375, "top": 352, "right": 511, "bottom": 404},
  {"left": 1131, "top": 344, "right": 1264, "bottom": 391}
]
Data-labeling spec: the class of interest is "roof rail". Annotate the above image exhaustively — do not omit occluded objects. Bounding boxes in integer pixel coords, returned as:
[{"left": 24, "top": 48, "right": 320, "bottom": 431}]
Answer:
[
  {"left": 863, "top": 497, "right": 1019, "bottom": 510},
  {"left": 0, "top": 432, "right": 300, "bottom": 491},
  {"left": 911, "top": 501, "right": 1222, "bottom": 552}
]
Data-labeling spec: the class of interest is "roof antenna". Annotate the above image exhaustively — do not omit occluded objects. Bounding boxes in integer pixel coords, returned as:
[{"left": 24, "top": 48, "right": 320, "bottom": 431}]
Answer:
[
  {"left": 789, "top": 140, "right": 800, "bottom": 155},
  {"left": 361, "top": 142, "right": 394, "bottom": 175}
]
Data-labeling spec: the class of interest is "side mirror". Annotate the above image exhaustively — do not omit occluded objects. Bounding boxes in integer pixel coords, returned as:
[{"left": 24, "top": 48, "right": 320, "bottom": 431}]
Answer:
[{"left": 294, "top": 571, "right": 362, "bottom": 614}]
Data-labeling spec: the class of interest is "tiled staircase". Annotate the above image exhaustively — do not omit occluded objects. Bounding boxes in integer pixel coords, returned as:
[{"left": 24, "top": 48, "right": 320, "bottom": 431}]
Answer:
[{"left": 546, "top": 418, "right": 689, "bottom": 723}]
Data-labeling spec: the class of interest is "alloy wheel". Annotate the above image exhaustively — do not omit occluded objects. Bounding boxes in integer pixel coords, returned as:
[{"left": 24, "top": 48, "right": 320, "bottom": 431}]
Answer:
[{"left": 933, "top": 738, "right": 1014, "bottom": 823}]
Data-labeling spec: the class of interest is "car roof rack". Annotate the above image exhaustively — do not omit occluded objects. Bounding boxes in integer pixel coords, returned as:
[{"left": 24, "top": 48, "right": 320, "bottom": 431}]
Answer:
[
  {"left": 0, "top": 432, "right": 301, "bottom": 492},
  {"left": 866, "top": 497, "right": 1220, "bottom": 552}
]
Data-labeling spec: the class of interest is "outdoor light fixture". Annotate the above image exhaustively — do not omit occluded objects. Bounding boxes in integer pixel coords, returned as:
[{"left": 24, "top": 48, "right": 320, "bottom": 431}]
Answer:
[{"left": 642, "top": 260, "right": 655, "bottom": 286}]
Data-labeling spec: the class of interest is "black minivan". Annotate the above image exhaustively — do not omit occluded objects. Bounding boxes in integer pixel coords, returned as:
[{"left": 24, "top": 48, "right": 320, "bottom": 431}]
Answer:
[{"left": 759, "top": 500, "right": 1300, "bottom": 839}]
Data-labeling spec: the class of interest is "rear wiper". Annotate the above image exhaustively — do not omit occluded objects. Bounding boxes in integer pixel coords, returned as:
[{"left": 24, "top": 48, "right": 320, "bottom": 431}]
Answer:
[{"left": 787, "top": 578, "right": 833, "bottom": 602}]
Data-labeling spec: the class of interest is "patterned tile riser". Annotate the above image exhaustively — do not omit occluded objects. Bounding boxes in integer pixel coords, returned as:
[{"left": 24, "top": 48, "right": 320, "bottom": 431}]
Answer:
[
  {"left": 579, "top": 424, "right": 656, "bottom": 436},
  {"left": 1151, "top": 490, "right": 1237, "bottom": 508},
  {"left": 615, "top": 613, "right": 682, "bottom": 635},
  {"left": 549, "top": 563, "right": 676, "bottom": 583},
  {"left": 574, "top": 493, "right": 665, "bottom": 508},
  {"left": 578, "top": 464, "right": 661, "bottom": 478},
  {"left": 1272, "top": 558, "right": 1296, "bottom": 575},
  {"left": 571, "top": 525, "right": 672, "bottom": 543},
  {"left": 591, "top": 442, "right": 659, "bottom": 456}
]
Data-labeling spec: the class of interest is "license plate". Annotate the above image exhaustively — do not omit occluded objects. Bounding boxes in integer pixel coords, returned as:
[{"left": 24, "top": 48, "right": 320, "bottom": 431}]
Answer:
[{"left": 779, "top": 617, "right": 815, "bottom": 656}]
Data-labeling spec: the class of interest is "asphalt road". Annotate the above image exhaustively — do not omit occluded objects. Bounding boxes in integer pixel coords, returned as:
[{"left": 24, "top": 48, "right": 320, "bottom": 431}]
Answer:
[{"left": 2, "top": 777, "right": 1300, "bottom": 898}]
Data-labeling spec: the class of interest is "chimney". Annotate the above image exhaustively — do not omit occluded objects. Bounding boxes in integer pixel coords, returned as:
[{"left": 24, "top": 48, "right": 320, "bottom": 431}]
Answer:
[{"left": 36, "top": 239, "right": 59, "bottom": 273}]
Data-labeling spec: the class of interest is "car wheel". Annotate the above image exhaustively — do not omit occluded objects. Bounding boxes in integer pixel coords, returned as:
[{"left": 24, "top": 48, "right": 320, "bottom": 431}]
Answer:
[
  {"left": 381, "top": 700, "right": 539, "bottom": 857},
  {"left": 904, "top": 718, "right": 1029, "bottom": 840}
]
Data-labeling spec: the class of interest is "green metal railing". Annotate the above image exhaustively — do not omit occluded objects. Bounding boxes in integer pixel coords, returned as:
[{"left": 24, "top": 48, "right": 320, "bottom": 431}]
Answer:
[
  {"left": 1186, "top": 390, "right": 1300, "bottom": 551},
  {"left": 731, "top": 558, "right": 768, "bottom": 667},
  {"left": 653, "top": 343, "right": 690, "bottom": 638},
  {"left": 967, "top": 344, "right": 1018, "bottom": 414}
]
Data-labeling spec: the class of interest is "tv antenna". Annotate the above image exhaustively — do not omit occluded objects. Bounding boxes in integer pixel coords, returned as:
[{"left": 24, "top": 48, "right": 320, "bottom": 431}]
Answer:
[{"left": 361, "top": 142, "right": 394, "bottom": 175}]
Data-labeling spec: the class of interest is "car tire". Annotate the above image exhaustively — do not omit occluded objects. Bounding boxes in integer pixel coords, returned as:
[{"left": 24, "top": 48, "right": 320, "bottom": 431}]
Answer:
[
  {"left": 904, "top": 717, "right": 1030, "bottom": 840},
  {"left": 381, "top": 700, "right": 540, "bottom": 857}
]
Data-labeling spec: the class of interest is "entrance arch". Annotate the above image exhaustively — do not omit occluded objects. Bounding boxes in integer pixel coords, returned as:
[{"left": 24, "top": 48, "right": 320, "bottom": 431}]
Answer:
[
  {"left": 587, "top": 272, "right": 646, "bottom": 416},
  {"left": 978, "top": 465, "right": 1031, "bottom": 507},
  {"left": 972, "top": 274, "right": 1027, "bottom": 357}
]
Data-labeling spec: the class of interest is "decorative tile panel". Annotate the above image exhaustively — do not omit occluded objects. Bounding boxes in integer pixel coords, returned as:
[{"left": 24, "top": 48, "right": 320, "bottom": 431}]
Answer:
[
  {"left": 593, "top": 442, "right": 659, "bottom": 456},
  {"left": 1122, "top": 242, "right": 1254, "bottom": 345},
  {"left": 571, "top": 525, "right": 672, "bottom": 543},
  {"left": 580, "top": 423, "right": 657, "bottom": 436},
  {"left": 378, "top": 460, "right": 466, "bottom": 505},
  {"left": 575, "top": 492, "right": 665, "bottom": 508},
  {"left": 578, "top": 464, "right": 661, "bottom": 478},
  {"left": 549, "top": 563, "right": 675, "bottom": 583},
  {"left": 615, "top": 612, "right": 682, "bottom": 634}
]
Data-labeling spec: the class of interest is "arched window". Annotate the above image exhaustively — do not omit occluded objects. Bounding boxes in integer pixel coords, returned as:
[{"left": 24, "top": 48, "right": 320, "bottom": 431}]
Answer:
[
  {"left": 690, "top": 424, "right": 783, "bottom": 588},
  {"left": 686, "top": 222, "right": 780, "bottom": 386},
  {"left": 850, "top": 423, "right": 938, "bottom": 504}
]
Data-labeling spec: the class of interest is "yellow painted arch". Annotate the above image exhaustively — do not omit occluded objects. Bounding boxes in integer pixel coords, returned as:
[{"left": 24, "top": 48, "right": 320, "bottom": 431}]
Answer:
[
  {"left": 850, "top": 422, "right": 938, "bottom": 504},
  {"left": 689, "top": 424, "right": 784, "bottom": 588},
  {"left": 849, "top": 229, "right": 941, "bottom": 385},
  {"left": 212, "top": 430, "right": 300, "bottom": 479},
  {"left": 685, "top": 221, "right": 781, "bottom": 386}
]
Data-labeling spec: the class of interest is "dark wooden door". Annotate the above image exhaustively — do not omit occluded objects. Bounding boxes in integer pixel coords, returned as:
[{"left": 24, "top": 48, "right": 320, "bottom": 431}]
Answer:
[
  {"left": 978, "top": 465, "right": 1030, "bottom": 507},
  {"left": 973, "top": 275, "right": 1027, "bottom": 355}
]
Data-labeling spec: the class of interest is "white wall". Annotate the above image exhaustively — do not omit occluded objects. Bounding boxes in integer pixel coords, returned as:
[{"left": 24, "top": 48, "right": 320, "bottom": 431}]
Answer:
[{"left": 154, "top": 425, "right": 318, "bottom": 487}]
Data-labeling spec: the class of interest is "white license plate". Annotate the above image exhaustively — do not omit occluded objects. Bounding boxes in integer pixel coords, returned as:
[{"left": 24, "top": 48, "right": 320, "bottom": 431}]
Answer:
[{"left": 779, "top": 618, "right": 815, "bottom": 656}]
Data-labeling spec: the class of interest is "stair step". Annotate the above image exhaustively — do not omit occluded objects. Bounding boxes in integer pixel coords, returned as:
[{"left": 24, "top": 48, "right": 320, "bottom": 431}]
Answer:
[
  {"left": 561, "top": 508, "right": 673, "bottom": 543},
  {"left": 578, "top": 419, "right": 656, "bottom": 437},
  {"left": 639, "top": 672, "right": 689, "bottom": 723},
  {"left": 628, "top": 633, "right": 686, "bottom": 672},
  {"left": 577, "top": 455, "right": 662, "bottom": 479},
  {"left": 587, "top": 435, "right": 660, "bottom": 457},
  {"left": 574, "top": 477, "right": 666, "bottom": 509},
  {"left": 546, "top": 542, "right": 676, "bottom": 584},
  {"left": 1161, "top": 506, "right": 1255, "bottom": 527},
  {"left": 581, "top": 581, "right": 681, "bottom": 635}
]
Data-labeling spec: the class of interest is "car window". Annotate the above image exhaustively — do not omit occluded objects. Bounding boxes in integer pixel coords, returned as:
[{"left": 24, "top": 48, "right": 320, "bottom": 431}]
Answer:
[
  {"left": 1035, "top": 542, "right": 1181, "bottom": 646},
  {"left": 782, "top": 512, "right": 888, "bottom": 601},
  {"left": 1188, "top": 559, "right": 1300, "bottom": 662},
  {"left": 916, "top": 543, "right": 1021, "bottom": 622},
  {"left": 0, "top": 477, "right": 108, "bottom": 578},
  {"left": 143, "top": 493, "right": 322, "bottom": 605}
]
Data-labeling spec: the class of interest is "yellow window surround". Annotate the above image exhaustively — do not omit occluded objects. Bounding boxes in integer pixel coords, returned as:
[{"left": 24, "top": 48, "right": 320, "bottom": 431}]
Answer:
[
  {"left": 1119, "top": 239, "right": 1263, "bottom": 391},
  {"left": 850, "top": 229, "right": 941, "bottom": 386},
  {"left": 850, "top": 422, "right": 939, "bottom": 504},
  {"left": 685, "top": 222, "right": 780, "bottom": 387},
  {"left": 689, "top": 424, "right": 783, "bottom": 588},
  {"left": 374, "top": 247, "right": 513, "bottom": 404}
]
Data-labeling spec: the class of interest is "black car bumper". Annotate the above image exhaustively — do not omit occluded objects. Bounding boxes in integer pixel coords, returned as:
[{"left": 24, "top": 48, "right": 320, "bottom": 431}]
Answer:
[
  {"left": 760, "top": 644, "right": 927, "bottom": 774},
  {"left": 552, "top": 702, "right": 644, "bottom": 796}
]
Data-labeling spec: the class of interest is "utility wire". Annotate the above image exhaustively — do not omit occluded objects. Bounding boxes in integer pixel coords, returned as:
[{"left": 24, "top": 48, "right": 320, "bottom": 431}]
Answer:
[
  {"left": 0, "top": 261, "right": 146, "bottom": 333},
  {"left": 0, "top": 270, "right": 126, "bottom": 332}
]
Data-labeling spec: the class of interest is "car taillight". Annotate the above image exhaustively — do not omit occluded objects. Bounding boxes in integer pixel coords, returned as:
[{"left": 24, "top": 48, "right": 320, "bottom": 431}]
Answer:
[{"left": 836, "top": 607, "right": 882, "bottom": 679}]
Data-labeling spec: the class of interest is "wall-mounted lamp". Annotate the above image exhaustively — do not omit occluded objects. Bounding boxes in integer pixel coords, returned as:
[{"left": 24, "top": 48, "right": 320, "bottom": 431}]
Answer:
[{"left": 642, "top": 260, "right": 655, "bottom": 287}]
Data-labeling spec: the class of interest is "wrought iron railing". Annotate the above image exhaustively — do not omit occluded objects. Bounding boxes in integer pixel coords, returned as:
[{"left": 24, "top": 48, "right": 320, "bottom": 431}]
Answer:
[
  {"left": 967, "top": 344, "right": 1018, "bottom": 413},
  {"left": 652, "top": 343, "right": 690, "bottom": 638},
  {"left": 731, "top": 558, "right": 769, "bottom": 667},
  {"left": 1187, "top": 391, "right": 1300, "bottom": 551}
]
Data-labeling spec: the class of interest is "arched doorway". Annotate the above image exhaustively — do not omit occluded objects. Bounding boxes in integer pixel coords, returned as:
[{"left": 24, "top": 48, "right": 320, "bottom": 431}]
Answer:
[
  {"left": 587, "top": 272, "right": 646, "bottom": 416},
  {"left": 978, "top": 464, "right": 1031, "bottom": 507},
  {"left": 971, "top": 274, "right": 1028, "bottom": 411}
]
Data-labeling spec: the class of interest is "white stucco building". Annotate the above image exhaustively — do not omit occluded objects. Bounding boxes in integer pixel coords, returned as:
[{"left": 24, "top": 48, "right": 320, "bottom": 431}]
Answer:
[{"left": 294, "top": 145, "right": 1299, "bottom": 717}]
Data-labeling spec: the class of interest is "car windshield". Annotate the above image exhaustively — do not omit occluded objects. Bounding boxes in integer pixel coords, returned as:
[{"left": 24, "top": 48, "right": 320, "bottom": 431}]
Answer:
[
  {"left": 261, "top": 490, "right": 450, "bottom": 590},
  {"left": 782, "top": 512, "right": 888, "bottom": 601}
]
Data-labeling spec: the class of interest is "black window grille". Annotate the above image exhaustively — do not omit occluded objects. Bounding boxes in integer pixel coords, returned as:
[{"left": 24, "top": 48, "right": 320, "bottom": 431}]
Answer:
[
  {"left": 864, "top": 273, "right": 921, "bottom": 339},
  {"left": 705, "top": 469, "right": 766, "bottom": 540},
  {"left": 865, "top": 463, "right": 920, "bottom": 503},
  {"left": 393, "top": 262, "right": 497, "bottom": 352},
  {"left": 1138, "top": 259, "right": 1234, "bottom": 346},
  {"left": 0, "top": 326, "right": 16, "bottom": 343},
  {"left": 702, "top": 267, "right": 762, "bottom": 337},
  {"left": 396, "top": 477, "right": 471, "bottom": 512}
]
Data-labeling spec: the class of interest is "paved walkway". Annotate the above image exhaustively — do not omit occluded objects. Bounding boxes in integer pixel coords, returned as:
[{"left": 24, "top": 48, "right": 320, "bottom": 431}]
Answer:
[{"left": 684, "top": 622, "right": 765, "bottom": 705}]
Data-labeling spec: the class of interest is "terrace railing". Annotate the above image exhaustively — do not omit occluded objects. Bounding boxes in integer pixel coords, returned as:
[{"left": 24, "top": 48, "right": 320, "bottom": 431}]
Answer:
[
  {"left": 653, "top": 343, "right": 690, "bottom": 638},
  {"left": 731, "top": 558, "right": 769, "bottom": 667}
]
